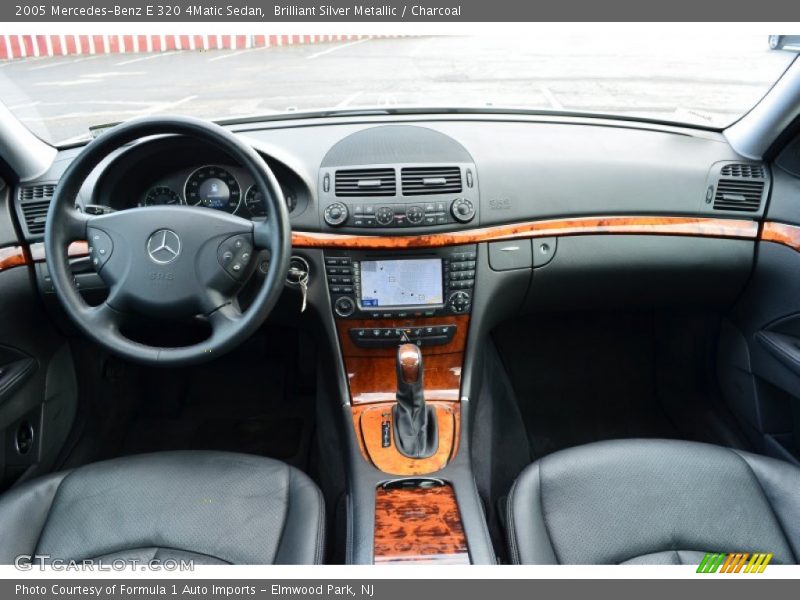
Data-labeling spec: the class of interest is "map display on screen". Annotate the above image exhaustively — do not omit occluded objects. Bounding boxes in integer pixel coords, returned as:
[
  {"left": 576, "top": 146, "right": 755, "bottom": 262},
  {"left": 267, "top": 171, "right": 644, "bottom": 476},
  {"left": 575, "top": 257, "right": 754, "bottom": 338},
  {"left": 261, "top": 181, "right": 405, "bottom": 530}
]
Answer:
[{"left": 360, "top": 259, "right": 443, "bottom": 307}]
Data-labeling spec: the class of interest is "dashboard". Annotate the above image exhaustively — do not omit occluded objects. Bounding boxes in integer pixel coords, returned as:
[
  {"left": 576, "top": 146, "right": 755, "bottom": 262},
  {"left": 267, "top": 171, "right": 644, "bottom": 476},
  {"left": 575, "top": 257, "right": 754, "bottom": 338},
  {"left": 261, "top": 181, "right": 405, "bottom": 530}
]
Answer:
[{"left": 9, "top": 113, "right": 796, "bottom": 346}]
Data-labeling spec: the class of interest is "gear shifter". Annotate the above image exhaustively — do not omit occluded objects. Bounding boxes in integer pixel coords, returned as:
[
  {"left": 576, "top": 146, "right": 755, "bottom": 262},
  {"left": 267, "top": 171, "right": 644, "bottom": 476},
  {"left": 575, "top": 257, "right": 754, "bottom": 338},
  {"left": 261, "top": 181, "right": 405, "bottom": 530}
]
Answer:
[{"left": 393, "top": 342, "right": 438, "bottom": 458}]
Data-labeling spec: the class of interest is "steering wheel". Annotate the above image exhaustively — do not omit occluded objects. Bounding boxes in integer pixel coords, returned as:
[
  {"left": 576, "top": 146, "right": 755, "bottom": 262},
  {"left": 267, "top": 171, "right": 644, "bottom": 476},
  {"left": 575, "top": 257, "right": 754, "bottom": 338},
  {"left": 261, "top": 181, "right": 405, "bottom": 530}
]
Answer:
[{"left": 45, "top": 116, "right": 291, "bottom": 366}]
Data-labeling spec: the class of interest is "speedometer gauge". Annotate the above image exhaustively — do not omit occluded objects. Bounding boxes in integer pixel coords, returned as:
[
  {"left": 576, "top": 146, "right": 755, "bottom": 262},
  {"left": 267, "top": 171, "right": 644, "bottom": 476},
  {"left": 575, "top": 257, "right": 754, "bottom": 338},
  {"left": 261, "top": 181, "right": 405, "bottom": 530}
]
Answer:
[
  {"left": 185, "top": 166, "right": 241, "bottom": 213},
  {"left": 244, "top": 185, "right": 297, "bottom": 218},
  {"left": 144, "top": 186, "right": 181, "bottom": 206}
]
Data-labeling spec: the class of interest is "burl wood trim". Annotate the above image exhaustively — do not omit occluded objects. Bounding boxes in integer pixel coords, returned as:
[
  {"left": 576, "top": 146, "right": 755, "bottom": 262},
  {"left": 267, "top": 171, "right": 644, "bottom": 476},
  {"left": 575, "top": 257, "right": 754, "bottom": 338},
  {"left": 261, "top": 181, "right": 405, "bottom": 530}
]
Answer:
[
  {"left": 28, "top": 241, "right": 89, "bottom": 262},
  {"left": 0, "top": 246, "right": 28, "bottom": 273},
  {"left": 374, "top": 484, "right": 469, "bottom": 564},
  {"left": 353, "top": 402, "right": 459, "bottom": 476},
  {"left": 346, "top": 354, "right": 462, "bottom": 404},
  {"left": 761, "top": 221, "right": 800, "bottom": 253},
  {"left": 292, "top": 215, "right": 759, "bottom": 249},
  {"left": 337, "top": 315, "right": 468, "bottom": 405}
]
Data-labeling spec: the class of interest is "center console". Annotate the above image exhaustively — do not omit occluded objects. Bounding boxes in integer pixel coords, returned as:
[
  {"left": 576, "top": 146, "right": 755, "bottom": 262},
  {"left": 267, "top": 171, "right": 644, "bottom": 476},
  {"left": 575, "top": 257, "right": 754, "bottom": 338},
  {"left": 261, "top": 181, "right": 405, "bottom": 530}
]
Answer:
[
  {"left": 324, "top": 244, "right": 477, "bottom": 563},
  {"left": 316, "top": 125, "right": 491, "bottom": 564}
]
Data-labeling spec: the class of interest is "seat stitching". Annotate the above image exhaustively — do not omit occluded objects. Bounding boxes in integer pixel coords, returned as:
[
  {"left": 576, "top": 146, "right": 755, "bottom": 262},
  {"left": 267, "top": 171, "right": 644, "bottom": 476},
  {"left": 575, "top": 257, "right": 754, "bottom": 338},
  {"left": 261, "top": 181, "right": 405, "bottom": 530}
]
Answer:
[
  {"left": 95, "top": 544, "right": 231, "bottom": 565},
  {"left": 538, "top": 461, "right": 561, "bottom": 564},
  {"left": 731, "top": 450, "right": 798, "bottom": 563},
  {"left": 272, "top": 467, "right": 293, "bottom": 564},
  {"left": 313, "top": 481, "right": 326, "bottom": 565},
  {"left": 31, "top": 470, "right": 73, "bottom": 556},
  {"left": 505, "top": 476, "right": 520, "bottom": 564}
]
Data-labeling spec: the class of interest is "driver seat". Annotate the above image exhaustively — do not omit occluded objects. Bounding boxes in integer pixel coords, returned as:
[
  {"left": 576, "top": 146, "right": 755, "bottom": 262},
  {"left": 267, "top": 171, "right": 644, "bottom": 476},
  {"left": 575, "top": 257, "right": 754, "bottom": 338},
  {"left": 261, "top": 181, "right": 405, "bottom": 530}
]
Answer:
[{"left": 0, "top": 451, "right": 324, "bottom": 565}]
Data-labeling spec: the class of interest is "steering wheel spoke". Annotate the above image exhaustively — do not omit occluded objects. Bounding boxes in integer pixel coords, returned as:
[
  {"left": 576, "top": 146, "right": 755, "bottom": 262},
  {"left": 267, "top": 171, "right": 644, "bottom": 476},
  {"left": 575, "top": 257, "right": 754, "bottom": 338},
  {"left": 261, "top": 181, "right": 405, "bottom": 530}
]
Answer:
[
  {"left": 64, "top": 208, "right": 93, "bottom": 242},
  {"left": 81, "top": 301, "right": 126, "bottom": 330},
  {"left": 208, "top": 302, "right": 243, "bottom": 334}
]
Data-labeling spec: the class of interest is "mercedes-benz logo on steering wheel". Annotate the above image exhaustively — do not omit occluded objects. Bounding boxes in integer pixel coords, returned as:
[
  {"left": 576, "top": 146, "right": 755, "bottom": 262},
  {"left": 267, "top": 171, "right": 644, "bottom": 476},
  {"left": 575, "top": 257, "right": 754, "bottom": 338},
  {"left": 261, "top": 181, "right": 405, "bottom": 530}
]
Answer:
[{"left": 146, "top": 229, "right": 181, "bottom": 264}]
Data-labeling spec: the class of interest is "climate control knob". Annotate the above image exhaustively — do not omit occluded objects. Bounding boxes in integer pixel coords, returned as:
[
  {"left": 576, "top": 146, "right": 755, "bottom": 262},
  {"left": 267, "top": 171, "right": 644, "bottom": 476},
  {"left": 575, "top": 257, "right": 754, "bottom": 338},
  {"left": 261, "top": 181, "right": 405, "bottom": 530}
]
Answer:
[
  {"left": 451, "top": 198, "right": 475, "bottom": 223},
  {"left": 324, "top": 202, "right": 348, "bottom": 227},
  {"left": 447, "top": 291, "right": 471, "bottom": 314},
  {"left": 375, "top": 206, "right": 395, "bottom": 226},
  {"left": 406, "top": 205, "right": 424, "bottom": 224}
]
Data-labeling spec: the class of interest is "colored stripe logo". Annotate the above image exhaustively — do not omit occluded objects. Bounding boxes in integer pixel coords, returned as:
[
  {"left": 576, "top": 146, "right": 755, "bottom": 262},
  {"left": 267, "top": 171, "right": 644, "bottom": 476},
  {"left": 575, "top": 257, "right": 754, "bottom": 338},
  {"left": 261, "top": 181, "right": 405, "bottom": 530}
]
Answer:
[{"left": 697, "top": 552, "right": 773, "bottom": 573}]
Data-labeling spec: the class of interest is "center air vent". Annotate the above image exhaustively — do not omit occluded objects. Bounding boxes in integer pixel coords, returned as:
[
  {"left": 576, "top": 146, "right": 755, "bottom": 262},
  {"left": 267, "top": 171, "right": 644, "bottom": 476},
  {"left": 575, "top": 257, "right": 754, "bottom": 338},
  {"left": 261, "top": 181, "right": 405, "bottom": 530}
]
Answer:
[
  {"left": 401, "top": 167, "right": 462, "bottom": 196},
  {"left": 720, "top": 164, "right": 764, "bottom": 178},
  {"left": 711, "top": 163, "right": 766, "bottom": 213},
  {"left": 335, "top": 168, "right": 396, "bottom": 197},
  {"left": 18, "top": 184, "right": 56, "bottom": 236}
]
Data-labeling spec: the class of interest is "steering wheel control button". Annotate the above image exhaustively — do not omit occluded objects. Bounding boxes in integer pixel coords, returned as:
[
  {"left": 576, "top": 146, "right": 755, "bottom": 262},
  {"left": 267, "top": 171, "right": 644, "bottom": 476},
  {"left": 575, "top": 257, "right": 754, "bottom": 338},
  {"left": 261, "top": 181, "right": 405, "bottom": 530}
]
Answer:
[
  {"left": 451, "top": 198, "right": 476, "bottom": 223},
  {"left": 146, "top": 229, "right": 181, "bottom": 265},
  {"left": 334, "top": 296, "right": 355, "bottom": 317},
  {"left": 87, "top": 228, "right": 113, "bottom": 270},
  {"left": 217, "top": 234, "right": 253, "bottom": 279},
  {"left": 324, "top": 202, "right": 349, "bottom": 227}
]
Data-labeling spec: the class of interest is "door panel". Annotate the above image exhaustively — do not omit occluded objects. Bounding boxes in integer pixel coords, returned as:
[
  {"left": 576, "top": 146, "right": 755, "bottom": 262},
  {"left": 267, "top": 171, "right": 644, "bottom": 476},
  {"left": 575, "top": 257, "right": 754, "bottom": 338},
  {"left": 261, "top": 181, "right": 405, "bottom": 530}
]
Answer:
[
  {"left": 722, "top": 160, "right": 800, "bottom": 464},
  {"left": 0, "top": 180, "right": 77, "bottom": 489}
]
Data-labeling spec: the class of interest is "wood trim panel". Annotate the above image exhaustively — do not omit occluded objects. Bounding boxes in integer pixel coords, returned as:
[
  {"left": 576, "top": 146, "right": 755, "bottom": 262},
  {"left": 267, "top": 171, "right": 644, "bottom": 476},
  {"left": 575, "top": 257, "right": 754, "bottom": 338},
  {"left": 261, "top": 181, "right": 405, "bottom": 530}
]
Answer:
[
  {"left": 292, "top": 215, "right": 759, "bottom": 249},
  {"left": 28, "top": 241, "right": 89, "bottom": 262},
  {"left": 337, "top": 315, "right": 468, "bottom": 405},
  {"left": 761, "top": 221, "right": 800, "bottom": 253},
  {"left": 345, "top": 354, "right": 462, "bottom": 404},
  {"left": 0, "top": 245, "right": 28, "bottom": 273},
  {"left": 374, "top": 484, "right": 469, "bottom": 564},
  {"left": 353, "top": 402, "right": 460, "bottom": 476}
]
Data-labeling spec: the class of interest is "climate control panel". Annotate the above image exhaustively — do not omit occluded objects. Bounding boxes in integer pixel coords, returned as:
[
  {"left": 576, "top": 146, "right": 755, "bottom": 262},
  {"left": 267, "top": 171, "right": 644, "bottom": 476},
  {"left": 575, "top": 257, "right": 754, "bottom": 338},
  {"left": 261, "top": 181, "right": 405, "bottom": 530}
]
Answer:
[{"left": 323, "top": 197, "right": 476, "bottom": 229}]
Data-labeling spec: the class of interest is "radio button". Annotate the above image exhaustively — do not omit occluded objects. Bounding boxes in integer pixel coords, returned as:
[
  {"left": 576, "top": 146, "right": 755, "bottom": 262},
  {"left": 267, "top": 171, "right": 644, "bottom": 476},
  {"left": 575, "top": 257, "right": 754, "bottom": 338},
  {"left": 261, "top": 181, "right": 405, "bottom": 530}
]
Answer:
[{"left": 334, "top": 296, "right": 356, "bottom": 317}]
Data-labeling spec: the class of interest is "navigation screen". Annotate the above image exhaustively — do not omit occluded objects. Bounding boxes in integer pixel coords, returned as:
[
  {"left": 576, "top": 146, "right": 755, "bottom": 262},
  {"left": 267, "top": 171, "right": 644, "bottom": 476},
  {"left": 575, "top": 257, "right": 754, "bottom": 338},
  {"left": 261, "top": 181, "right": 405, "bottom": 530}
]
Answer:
[{"left": 360, "top": 259, "right": 443, "bottom": 307}]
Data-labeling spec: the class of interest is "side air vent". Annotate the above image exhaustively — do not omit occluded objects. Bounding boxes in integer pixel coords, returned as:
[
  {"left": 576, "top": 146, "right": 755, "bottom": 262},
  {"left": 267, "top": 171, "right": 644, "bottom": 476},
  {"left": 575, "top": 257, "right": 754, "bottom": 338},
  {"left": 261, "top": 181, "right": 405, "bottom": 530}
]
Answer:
[
  {"left": 401, "top": 167, "right": 462, "bottom": 196},
  {"left": 720, "top": 163, "right": 765, "bottom": 178},
  {"left": 18, "top": 184, "right": 56, "bottom": 236},
  {"left": 713, "top": 179, "right": 765, "bottom": 212},
  {"left": 335, "top": 168, "right": 396, "bottom": 197}
]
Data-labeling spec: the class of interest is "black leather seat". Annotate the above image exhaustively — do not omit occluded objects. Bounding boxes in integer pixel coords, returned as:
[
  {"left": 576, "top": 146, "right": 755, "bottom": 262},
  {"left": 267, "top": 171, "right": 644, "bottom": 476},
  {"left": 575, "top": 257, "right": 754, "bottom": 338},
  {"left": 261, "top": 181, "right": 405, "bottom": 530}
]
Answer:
[
  {"left": 506, "top": 439, "right": 800, "bottom": 565},
  {"left": 0, "top": 451, "right": 325, "bottom": 565}
]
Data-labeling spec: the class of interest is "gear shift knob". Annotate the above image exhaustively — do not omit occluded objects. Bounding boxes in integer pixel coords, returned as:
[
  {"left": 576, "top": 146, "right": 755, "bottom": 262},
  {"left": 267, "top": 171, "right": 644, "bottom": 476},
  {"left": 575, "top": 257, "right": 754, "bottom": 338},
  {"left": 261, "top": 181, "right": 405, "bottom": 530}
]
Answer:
[{"left": 398, "top": 343, "right": 422, "bottom": 385}]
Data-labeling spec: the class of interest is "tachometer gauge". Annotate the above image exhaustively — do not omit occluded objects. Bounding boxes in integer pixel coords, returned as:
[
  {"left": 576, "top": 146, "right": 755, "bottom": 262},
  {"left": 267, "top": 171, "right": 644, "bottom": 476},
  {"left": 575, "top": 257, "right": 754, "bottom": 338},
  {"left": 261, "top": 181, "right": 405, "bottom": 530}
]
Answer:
[
  {"left": 244, "top": 185, "right": 297, "bottom": 218},
  {"left": 185, "top": 166, "right": 241, "bottom": 213},
  {"left": 143, "top": 186, "right": 181, "bottom": 206}
]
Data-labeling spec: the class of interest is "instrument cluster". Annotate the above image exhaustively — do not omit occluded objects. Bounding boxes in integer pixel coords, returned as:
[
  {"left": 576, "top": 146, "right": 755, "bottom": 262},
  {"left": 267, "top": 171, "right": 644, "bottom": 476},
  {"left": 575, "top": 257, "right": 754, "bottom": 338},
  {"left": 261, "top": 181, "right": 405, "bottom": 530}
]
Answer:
[{"left": 139, "top": 164, "right": 300, "bottom": 218}]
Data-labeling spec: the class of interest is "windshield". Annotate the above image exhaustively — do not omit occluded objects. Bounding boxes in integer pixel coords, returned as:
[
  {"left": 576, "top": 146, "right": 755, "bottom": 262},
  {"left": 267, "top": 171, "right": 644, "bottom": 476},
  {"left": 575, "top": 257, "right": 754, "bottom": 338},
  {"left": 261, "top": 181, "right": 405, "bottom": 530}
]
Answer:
[{"left": 1, "top": 32, "right": 797, "bottom": 145}]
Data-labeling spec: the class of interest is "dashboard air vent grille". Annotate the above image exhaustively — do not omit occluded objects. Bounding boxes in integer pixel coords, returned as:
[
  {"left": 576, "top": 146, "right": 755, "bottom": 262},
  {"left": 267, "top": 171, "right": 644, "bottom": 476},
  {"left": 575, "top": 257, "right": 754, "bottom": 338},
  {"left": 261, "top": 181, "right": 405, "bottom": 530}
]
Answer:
[
  {"left": 335, "top": 168, "right": 396, "bottom": 197},
  {"left": 713, "top": 179, "right": 764, "bottom": 212},
  {"left": 19, "top": 184, "right": 56, "bottom": 236},
  {"left": 720, "top": 163, "right": 765, "bottom": 178},
  {"left": 401, "top": 167, "right": 462, "bottom": 196}
]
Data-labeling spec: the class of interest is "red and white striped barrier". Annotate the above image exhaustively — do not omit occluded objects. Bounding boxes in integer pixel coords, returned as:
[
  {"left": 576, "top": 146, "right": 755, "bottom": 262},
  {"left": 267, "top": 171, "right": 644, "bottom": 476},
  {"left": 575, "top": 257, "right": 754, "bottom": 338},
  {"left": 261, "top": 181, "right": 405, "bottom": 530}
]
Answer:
[{"left": 0, "top": 34, "right": 386, "bottom": 60}]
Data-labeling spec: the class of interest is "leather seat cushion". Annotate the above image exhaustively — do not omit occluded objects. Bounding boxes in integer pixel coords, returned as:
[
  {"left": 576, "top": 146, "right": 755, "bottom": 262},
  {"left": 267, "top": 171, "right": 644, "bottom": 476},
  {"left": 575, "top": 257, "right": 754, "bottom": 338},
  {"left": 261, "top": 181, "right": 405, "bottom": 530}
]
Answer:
[
  {"left": 0, "top": 451, "right": 324, "bottom": 565},
  {"left": 507, "top": 439, "right": 800, "bottom": 564}
]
